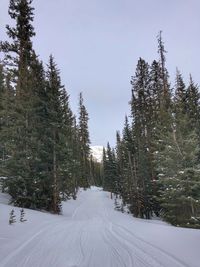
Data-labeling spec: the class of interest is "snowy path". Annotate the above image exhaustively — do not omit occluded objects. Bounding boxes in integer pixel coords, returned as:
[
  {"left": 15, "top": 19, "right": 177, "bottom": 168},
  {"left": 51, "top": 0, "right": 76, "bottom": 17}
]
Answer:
[{"left": 0, "top": 188, "right": 200, "bottom": 267}]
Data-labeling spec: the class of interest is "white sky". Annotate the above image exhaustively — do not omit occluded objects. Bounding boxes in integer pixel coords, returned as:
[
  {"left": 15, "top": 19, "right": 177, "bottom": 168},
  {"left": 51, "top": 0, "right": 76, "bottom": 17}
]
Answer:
[{"left": 1, "top": 0, "right": 200, "bottom": 146}]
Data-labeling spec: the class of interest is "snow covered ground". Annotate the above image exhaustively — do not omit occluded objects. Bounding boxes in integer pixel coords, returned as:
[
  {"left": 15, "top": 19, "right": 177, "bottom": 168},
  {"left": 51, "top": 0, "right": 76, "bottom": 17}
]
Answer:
[{"left": 0, "top": 187, "right": 200, "bottom": 267}]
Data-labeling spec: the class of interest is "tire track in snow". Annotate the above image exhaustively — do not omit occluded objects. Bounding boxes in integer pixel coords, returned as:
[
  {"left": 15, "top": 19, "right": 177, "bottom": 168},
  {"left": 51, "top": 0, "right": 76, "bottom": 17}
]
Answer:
[
  {"left": 1, "top": 221, "right": 75, "bottom": 267},
  {"left": 112, "top": 223, "right": 190, "bottom": 267},
  {"left": 103, "top": 226, "right": 134, "bottom": 267},
  {"left": 101, "top": 195, "right": 189, "bottom": 267},
  {"left": 0, "top": 222, "right": 55, "bottom": 267},
  {"left": 110, "top": 224, "right": 163, "bottom": 267}
]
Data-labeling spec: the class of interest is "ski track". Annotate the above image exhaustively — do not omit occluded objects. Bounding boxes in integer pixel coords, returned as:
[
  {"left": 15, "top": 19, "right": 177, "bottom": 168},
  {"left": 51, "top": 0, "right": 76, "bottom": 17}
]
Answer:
[{"left": 0, "top": 189, "right": 198, "bottom": 267}]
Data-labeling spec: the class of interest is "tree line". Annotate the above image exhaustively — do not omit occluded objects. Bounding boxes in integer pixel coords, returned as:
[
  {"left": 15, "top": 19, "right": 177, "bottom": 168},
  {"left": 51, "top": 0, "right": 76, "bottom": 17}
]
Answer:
[
  {"left": 103, "top": 32, "right": 200, "bottom": 228},
  {"left": 0, "top": 0, "right": 100, "bottom": 213}
]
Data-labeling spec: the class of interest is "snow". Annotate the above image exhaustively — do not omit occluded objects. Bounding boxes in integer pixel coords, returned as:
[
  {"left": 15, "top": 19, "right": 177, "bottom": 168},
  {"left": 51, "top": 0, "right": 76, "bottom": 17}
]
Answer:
[
  {"left": 90, "top": 146, "right": 104, "bottom": 162},
  {"left": 0, "top": 188, "right": 200, "bottom": 267}
]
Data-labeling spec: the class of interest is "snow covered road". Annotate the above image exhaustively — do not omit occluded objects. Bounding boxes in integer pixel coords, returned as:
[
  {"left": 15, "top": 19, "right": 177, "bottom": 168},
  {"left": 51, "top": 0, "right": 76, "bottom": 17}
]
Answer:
[{"left": 0, "top": 188, "right": 200, "bottom": 267}]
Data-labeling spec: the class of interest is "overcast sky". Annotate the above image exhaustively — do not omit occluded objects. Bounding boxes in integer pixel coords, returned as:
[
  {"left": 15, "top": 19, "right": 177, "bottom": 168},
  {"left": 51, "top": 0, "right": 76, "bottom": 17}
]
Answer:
[{"left": 1, "top": 0, "right": 200, "bottom": 146}]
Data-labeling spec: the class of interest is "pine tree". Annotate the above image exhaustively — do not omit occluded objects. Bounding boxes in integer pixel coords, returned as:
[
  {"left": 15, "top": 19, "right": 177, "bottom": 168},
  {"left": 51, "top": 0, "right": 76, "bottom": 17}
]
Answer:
[
  {"left": 0, "top": 71, "right": 15, "bottom": 192},
  {"left": 157, "top": 31, "right": 171, "bottom": 110},
  {"left": 0, "top": 64, "right": 5, "bottom": 165},
  {"left": 130, "top": 58, "right": 154, "bottom": 218},
  {"left": 20, "top": 208, "right": 27, "bottom": 222},
  {"left": 0, "top": 0, "right": 35, "bottom": 76},
  {"left": 9, "top": 209, "right": 16, "bottom": 225},
  {"left": 0, "top": 0, "right": 38, "bottom": 207},
  {"left": 70, "top": 116, "right": 81, "bottom": 198},
  {"left": 154, "top": 71, "right": 200, "bottom": 227},
  {"left": 25, "top": 53, "right": 49, "bottom": 209},
  {"left": 186, "top": 75, "right": 200, "bottom": 125},
  {"left": 120, "top": 116, "right": 137, "bottom": 212},
  {"left": 152, "top": 33, "right": 173, "bottom": 217},
  {"left": 59, "top": 88, "right": 77, "bottom": 200},
  {"left": 174, "top": 69, "right": 187, "bottom": 115},
  {"left": 78, "top": 92, "right": 90, "bottom": 189},
  {"left": 115, "top": 131, "right": 123, "bottom": 197},
  {"left": 155, "top": 112, "right": 200, "bottom": 227},
  {"left": 45, "top": 55, "right": 63, "bottom": 213},
  {"left": 102, "top": 143, "right": 118, "bottom": 198}
]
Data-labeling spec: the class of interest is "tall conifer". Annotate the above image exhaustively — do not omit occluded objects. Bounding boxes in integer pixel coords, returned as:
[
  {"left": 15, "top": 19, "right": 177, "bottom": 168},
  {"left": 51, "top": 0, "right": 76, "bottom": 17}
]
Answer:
[{"left": 78, "top": 93, "right": 90, "bottom": 189}]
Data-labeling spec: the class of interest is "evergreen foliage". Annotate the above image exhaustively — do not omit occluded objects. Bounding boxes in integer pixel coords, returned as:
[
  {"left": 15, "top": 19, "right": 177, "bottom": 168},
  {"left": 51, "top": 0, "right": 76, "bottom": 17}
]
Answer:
[
  {"left": 78, "top": 93, "right": 91, "bottom": 189},
  {"left": 9, "top": 209, "right": 16, "bottom": 225},
  {"left": 103, "top": 32, "right": 200, "bottom": 228},
  {"left": 20, "top": 208, "right": 27, "bottom": 222},
  {"left": 103, "top": 143, "right": 118, "bottom": 197},
  {"left": 0, "top": 0, "right": 93, "bottom": 213}
]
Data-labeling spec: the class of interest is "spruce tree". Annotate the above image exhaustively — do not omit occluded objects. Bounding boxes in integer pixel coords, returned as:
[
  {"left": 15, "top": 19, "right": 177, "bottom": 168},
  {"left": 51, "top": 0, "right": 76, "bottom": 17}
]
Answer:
[
  {"left": 26, "top": 53, "right": 49, "bottom": 209},
  {"left": 0, "top": 64, "right": 5, "bottom": 164},
  {"left": 102, "top": 143, "right": 118, "bottom": 198},
  {"left": 186, "top": 75, "right": 200, "bottom": 126},
  {"left": 20, "top": 208, "right": 27, "bottom": 222},
  {"left": 0, "top": 0, "right": 38, "bottom": 207},
  {"left": 59, "top": 88, "right": 77, "bottom": 200},
  {"left": 154, "top": 71, "right": 200, "bottom": 227},
  {"left": 120, "top": 116, "right": 136, "bottom": 212},
  {"left": 130, "top": 58, "right": 154, "bottom": 218},
  {"left": 0, "top": 0, "right": 35, "bottom": 73},
  {"left": 155, "top": 111, "right": 200, "bottom": 227},
  {"left": 45, "top": 55, "right": 63, "bottom": 213},
  {"left": 186, "top": 75, "right": 200, "bottom": 151},
  {"left": 78, "top": 92, "right": 90, "bottom": 189},
  {"left": 9, "top": 209, "right": 16, "bottom": 225},
  {"left": 157, "top": 31, "right": 171, "bottom": 110},
  {"left": 174, "top": 69, "right": 187, "bottom": 115},
  {"left": 0, "top": 71, "right": 15, "bottom": 192}
]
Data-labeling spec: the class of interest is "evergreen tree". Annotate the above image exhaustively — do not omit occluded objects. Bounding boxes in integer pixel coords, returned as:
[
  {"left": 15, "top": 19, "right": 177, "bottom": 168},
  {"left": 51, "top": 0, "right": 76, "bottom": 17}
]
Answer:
[
  {"left": 174, "top": 69, "right": 187, "bottom": 114},
  {"left": 103, "top": 143, "right": 118, "bottom": 198},
  {"left": 78, "top": 92, "right": 90, "bottom": 189},
  {"left": 155, "top": 112, "right": 200, "bottom": 227},
  {"left": 59, "top": 88, "right": 77, "bottom": 200},
  {"left": 0, "top": 0, "right": 38, "bottom": 207},
  {"left": 157, "top": 31, "right": 171, "bottom": 110},
  {"left": 0, "top": 0, "right": 35, "bottom": 76},
  {"left": 0, "top": 64, "right": 5, "bottom": 164},
  {"left": 20, "top": 208, "right": 27, "bottom": 222},
  {"left": 70, "top": 116, "right": 82, "bottom": 198},
  {"left": 9, "top": 209, "right": 16, "bottom": 225},
  {"left": 25, "top": 53, "right": 50, "bottom": 209},
  {"left": 45, "top": 55, "right": 63, "bottom": 213},
  {"left": 155, "top": 70, "right": 200, "bottom": 227},
  {"left": 0, "top": 71, "right": 15, "bottom": 192},
  {"left": 120, "top": 116, "right": 137, "bottom": 212},
  {"left": 186, "top": 75, "right": 200, "bottom": 125},
  {"left": 130, "top": 58, "right": 154, "bottom": 218},
  {"left": 115, "top": 131, "right": 123, "bottom": 197}
]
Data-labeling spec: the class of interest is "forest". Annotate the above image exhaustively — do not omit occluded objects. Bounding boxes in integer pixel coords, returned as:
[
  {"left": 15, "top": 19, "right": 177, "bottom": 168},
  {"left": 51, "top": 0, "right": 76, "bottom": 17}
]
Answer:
[
  {"left": 103, "top": 33, "right": 200, "bottom": 228},
  {"left": 0, "top": 0, "right": 101, "bottom": 214}
]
